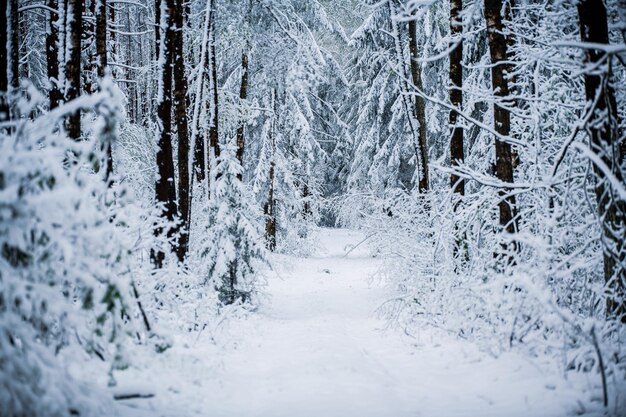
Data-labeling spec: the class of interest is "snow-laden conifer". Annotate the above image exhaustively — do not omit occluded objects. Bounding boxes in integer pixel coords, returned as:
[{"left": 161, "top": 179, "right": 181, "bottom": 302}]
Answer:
[{"left": 203, "top": 143, "right": 265, "bottom": 306}]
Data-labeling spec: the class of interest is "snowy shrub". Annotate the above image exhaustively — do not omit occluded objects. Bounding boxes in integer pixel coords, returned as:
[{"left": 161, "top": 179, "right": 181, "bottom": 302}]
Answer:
[
  {"left": 338, "top": 183, "right": 626, "bottom": 403},
  {"left": 0, "top": 81, "right": 143, "bottom": 416},
  {"left": 115, "top": 122, "right": 156, "bottom": 204}
]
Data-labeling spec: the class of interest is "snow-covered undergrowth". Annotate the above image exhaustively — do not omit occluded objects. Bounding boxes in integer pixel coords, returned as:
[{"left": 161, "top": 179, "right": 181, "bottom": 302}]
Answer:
[
  {"left": 337, "top": 188, "right": 626, "bottom": 412},
  {"left": 0, "top": 81, "right": 155, "bottom": 416},
  {"left": 79, "top": 228, "right": 620, "bottom": 417}
]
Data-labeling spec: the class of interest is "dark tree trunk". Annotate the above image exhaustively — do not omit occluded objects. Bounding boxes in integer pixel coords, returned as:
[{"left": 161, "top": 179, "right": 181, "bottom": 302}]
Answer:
[
  {"left": 18, "top": 2, "right": 29, "bottom": 80},
  {"left": 449, "top": 0, "right": 464, "bottom": 196},
  {"left": 209, "top": 13, "right": 220, "bottom": 162},
  {"left": 302, "top": 183, "right": 312, "bottom": 219},
  {"left": 192, "top": 4, "right": 214, "bottom": 185},
  {"left": 485, "top": 0, "right": 517, "bottom": 235},
  {"left": 504, "top": 0, "right": 520, "bottom": 168},
  {"left": 152, "top": 0, "right": 179, "bottom": 268},
  {"left": 264, "top": 90, "right": 277, "bottom": 251},
  {"left": 235, "top": 47, "right": 249, "bottom": 179},
  {"left": 155, "top": 0, "right": 161, "bottom": 58},
  {"left": 173, "top": 0, "right": 190, "bottom": 262},
  {"left": 450, "top": 0, "right": 467, "bottom": 265},
  {"left": 408, "top": 20, "right": 428, "bottom": 192},
  {"left": 0, "top": 0, "right": 8, "bottom": 122},
  {"left": 95, "top": 0, "right": 113, "bottom": 180},
  {"left": 85, "top": 0, "right": 95, "bottom": 94},
  {"left": 578, "top": 0, "right": 626, "bottom": 323},
  {"left": 46, "top": 0, "right": 63, "bottom": 109},
  {"left": 9, "top": 0, "right": 19, "bottom": 91},
  {"left": 95, "top": 0, "right": 107, "bottom": 78},
  {"left": 66, "top": 0, "right": 82, "bottom": 140}
]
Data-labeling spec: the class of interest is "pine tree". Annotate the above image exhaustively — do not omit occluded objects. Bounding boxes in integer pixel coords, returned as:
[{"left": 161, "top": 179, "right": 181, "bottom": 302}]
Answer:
[{"left": 204, "top": 144, "right": 264, "bottom": 305}]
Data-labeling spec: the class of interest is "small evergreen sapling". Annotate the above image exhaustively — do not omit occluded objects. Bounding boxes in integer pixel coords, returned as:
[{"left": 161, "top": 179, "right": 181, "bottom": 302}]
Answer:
[{"left": 203, "top": 143, "right": 265, "bottom": 306}]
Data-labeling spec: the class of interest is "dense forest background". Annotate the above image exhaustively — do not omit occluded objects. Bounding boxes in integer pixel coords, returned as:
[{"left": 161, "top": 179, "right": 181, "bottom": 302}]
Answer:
[{"left": 1, "top": 0, "right": 625, "bottom": 415}]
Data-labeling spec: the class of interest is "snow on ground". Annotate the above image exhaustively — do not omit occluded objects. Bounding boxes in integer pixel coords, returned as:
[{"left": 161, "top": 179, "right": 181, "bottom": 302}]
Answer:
[{"left": 107, "top": 228, "right": 610, "bottom": 417}]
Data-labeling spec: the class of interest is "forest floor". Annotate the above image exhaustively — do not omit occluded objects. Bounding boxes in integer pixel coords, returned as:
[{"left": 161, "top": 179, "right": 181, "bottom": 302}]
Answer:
[{"left": 106, "top": 228, "right": 609, "bottom": 417}]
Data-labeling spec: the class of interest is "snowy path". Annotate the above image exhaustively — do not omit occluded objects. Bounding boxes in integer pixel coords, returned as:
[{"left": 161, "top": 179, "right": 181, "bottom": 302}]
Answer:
[{"left": 116, "top": 228, "right": 602, "bottom": 417}]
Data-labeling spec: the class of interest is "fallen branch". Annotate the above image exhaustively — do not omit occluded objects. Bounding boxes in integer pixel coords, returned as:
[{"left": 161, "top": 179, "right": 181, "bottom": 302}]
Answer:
[{"left": 113, "top": 393, "right": 155, "bottom": 401}]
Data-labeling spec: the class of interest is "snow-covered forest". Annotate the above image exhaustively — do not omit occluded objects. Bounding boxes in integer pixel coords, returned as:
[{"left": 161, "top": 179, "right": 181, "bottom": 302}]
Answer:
[{"left": 1, "top": 0, "right": 625, "bottom": 415}]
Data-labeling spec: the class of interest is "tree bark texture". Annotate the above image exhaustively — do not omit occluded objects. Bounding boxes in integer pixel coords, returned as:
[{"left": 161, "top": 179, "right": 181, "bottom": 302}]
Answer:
[
  {"left": 9, "top": 0, "right": 19, "bottom": 90},
  {"left": 66, "top": 0, "right": 82, "bottom": 139},
  {"left": 94, "top": 0, "right": 113, "bottom": 179},
  {"left": 95, "top": 0, "right": 107, "bottom": 78},
  {"left": 192, "top": 3, "right": 214, "bottom": 185},
  {"left": 264, "top": 90, "right": 277, "bottom": 251},
  {"left": 449, "top": 0, "right": 464, "bottom": 196},
  {"left": 578, "top": 0, "right": 626, "bottom": 323},
  {"left": 46, "top": 0, "right": 63, "bottom": 109},
  {"left": 209, "top": 14, "right": 220, "bottom": 161},
  {"left": 485, "top": 0, "right": 517, "bottom": 235},
  {"left": 152, "top": 0, "right": 179, "bottom": 267},
  {"left": 235, "top": 47, "right": 249, "bottom": 179},
  {"left": 173, "top": 0, "right": 190, "bottom": 262},
  {"left": 408, "top": 20, "right": 429, "bottom": 192},
  {"left": 0, "top": 0, "right": 8, "bottom": 122}
]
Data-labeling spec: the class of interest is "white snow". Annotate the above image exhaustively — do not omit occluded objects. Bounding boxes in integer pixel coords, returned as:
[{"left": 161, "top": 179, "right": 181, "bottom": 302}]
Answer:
[{"left": 111, "top": 228, "right": 608, "bottom": 417}]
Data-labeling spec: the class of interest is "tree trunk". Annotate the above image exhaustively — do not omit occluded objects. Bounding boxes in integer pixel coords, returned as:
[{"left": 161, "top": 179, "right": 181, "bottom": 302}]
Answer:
[
  {"left": 192, "top": 1, "right": 213, "bottom": 186},
  {"left": 235, "top": 47, "right": 249, "bottom": 180},
  {"left": 95, "top": 0, "right": 107, "bottom": 78},
  {"left": 388, "top": 2, "right": 421, "bottom": 192},
  {"left": 449, "top": 0, "right": 464, "bottom": 196},
  {"left": 66, "top": 0, "right": 82, "bottom": 140},
  {"left": 0, "top": 0, "right": 8, "bottom": 122},
  {"left": 152, "top": 0, "right": 179, "bottom": 268},
  {"left": 302, "top": 183, "right": 311, "bottom": 219},
  {"left": 18, "top": 2, "right": 29, "bottom": 80},
  {"left": 173, "top": 0, "right": 190, "bottom": 262},
  {"left": 46, "top": 0, "right": 63, "bottom": 109},
  {"left": 209, "top": 11, "right": 220, "bottom": 162},
  {"left": 264, "top": 90, "right": 277, "bottom": 251},
  {"left": 504, "top": 0, "right": 520, "bottom": 168},
  {"left": 95, "top": 0, "right": 113, "bottom": 180},
  {"left": 578, "top": 0, "right": 626, "bottom": 323},
  {"left": 9, "top": 0, "right": 19, "bottom": 91},
  {"left": 485, "top": 0, "right": 517, "bottom": 235},
  {"left": 85, "top": 0, "right": 95, "bottom": 94},
  {"left": 408, "top": 20, "right": 429, "bottom": 192}
]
